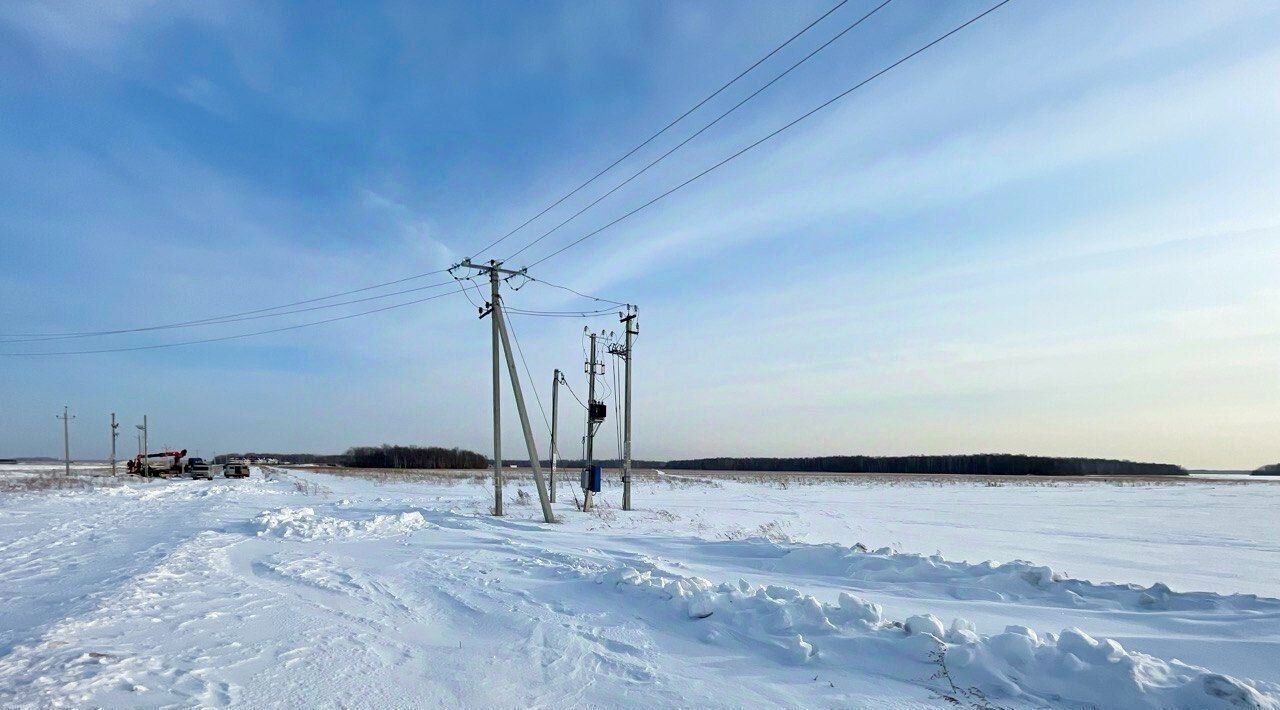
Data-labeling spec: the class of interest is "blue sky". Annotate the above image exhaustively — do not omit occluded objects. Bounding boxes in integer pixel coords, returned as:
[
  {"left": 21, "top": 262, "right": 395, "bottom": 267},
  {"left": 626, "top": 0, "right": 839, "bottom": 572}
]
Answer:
[{"left": 1, "top": 0, "right": 1277, "bottom": 468}]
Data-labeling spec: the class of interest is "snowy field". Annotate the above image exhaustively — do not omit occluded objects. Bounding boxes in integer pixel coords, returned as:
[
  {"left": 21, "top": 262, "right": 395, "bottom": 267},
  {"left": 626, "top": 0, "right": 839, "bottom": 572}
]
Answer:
[{"left": 1, "top": 464, "right": 1278, "bottom": 709}]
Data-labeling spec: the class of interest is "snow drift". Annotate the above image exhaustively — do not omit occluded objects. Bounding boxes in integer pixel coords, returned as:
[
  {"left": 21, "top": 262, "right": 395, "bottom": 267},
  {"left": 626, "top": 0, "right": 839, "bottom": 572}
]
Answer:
[
  {"left": 705, "top": 537, "right": 1280, "bottom": 613},
  {"left": 597, "top": 566, "right": 1280, "bottom": 709},
  {"left": 253, "top": 506, "right": 433, "bottom": 540}
]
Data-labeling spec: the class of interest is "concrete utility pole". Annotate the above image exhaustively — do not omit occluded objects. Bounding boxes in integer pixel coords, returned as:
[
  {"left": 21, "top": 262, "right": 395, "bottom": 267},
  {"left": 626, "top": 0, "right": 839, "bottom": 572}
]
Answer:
[
  {"left": 494, "top": 298, "right": 556, "bottom": 523},
  {"left": 619, "top": 307, "right": 638, "bottom": 510},
  {"left": 110, "top": 413, "right": 119, "bottom": 476},
  {"left": 137, "top": 416, "right": 148, "bottom": 476},
  {"left": 490, "top": 268, "right": 502, "bottom": 515},
  {"left": 550, "top": 369, "right": 561, "bottom": 503},
  {"left": 583, "top": 332, "right": 600, "bottom": 512},
  {"left": 452, "top": 258, "right": 555, "bottom": 523},
  {"left": 57, "top": 405, "right": 75, "bottom": 476}
]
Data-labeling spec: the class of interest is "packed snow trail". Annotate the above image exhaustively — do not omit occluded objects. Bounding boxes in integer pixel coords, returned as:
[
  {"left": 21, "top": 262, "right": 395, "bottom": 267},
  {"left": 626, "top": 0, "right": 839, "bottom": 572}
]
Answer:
[{"left": 1, "top": 466, "right": 1278, "bottom": 708}]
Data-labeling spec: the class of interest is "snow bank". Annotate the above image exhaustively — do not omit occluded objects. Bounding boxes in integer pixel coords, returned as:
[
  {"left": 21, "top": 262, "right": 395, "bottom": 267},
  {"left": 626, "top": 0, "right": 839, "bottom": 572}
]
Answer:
[
  {"left": 253, "top": 506, "right": 433, "bottom": 540},
  {"left": 711, "top": 538, "right": 1280, "bottom": 613},
  {"left": 597, "top": 566, "right": 1280, "bottom": 709}
]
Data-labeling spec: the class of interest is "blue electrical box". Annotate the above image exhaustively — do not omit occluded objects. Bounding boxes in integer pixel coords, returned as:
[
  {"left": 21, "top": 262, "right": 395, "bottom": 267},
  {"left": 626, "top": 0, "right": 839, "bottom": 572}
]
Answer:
[{"left": 582, "top": 465, "right": 602, "bottom": 493}]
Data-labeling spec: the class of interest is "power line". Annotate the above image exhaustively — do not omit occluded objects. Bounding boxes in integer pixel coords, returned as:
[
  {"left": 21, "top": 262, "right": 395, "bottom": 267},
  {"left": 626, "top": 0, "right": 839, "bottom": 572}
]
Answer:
[
  {"left": 0, "top": 268, "right": 449, "bottom": 339},
  {"left": 450, "top": 276, "right": 485, "bottom": 312},
  {"left": 501, "top": 0, "right": 896, "bottom": 263},
  {"left": 502, "top": 307, "right": 618, "bottom": 319},
  {"left": 466, "top": 0, "right": 852, "bottom": 261},
  {"left": 525, "top": 0, "right": 1015, "bottom": 269},
  {"left": 453, "top": 273, "right": 488, "bottom": 311},
  {"left": 560, "top": 374, "right": 588, "bottom": 411},
  {"left": 456, "top": 274, "right": 613, "bottom": 319},
  {"left": 1, "top": 279, "right": 459, "bottom": 343},
  {"left": 522, "top": 276, "right": 629, "bottom": 307},
  {"left": 0, "top": 290, "right": 458, "bottom": 356}
]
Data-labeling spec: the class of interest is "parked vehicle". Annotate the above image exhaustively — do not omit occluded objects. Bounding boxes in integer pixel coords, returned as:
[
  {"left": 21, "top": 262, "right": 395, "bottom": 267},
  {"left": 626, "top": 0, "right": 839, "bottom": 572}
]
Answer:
[
  {"left": 127, "top": 449, "right": 187, "bottom": 477},
  {"left": 186, "top": 457, "right": 212, "bottom": 480},
  {"left": 224, "top": 463, "right": 250, "bottom": 479}
]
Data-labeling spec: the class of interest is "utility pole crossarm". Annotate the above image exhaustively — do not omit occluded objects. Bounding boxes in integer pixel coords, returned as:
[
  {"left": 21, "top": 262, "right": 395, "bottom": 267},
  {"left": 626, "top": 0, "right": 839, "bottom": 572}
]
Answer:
[{"left": 451, "top": 258, "right": 528, "bottom": 278}]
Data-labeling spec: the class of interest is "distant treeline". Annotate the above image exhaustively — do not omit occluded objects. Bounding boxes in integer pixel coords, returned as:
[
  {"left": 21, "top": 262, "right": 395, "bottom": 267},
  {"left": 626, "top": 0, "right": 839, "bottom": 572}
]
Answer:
[
  {"left": 664, "top": 455, "right": 1186, "bottom": 477},
  {"left": 213, "top": 449, "right": 1191, "bottom": 476},
  {"left": 502, "top": 459, "right": 667, "bottom": 469},
  {"left": 214, "top": 445, "right": 487, "bottom": 469},
  {"left": 345, "top": 445, "right": 487, "bottom": 469},
  {"left": 1255, "top": 464, "right": 1280, "bottom": 476}
]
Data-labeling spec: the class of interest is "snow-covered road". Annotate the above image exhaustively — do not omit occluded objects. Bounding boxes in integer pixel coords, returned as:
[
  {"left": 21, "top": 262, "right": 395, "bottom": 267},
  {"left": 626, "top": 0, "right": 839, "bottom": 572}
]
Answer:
[{"left": 1, "top": 467, "right": 1277, "bottom": 708}]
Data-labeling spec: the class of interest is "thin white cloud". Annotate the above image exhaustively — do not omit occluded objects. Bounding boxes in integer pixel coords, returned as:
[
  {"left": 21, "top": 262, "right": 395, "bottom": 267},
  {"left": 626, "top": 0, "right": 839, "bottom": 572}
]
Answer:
[{"left": 567, "top": 41, "right": 1280, "bottom": 292}]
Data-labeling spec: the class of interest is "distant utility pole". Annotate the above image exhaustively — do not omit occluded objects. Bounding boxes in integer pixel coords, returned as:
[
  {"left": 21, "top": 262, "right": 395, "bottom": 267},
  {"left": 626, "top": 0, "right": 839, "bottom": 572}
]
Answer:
[
  {"left": 609, "top": 306, "right": 638, "bottom": 511},
  {"left": 451, "top": 258, "right": 555, "bottom": 523},
  {"left": 550, "top": 369, "right": 561, "bottom": 503},
  {"left": 583, "top": 331, "right": 601, "bottom": 512},
  {"left": 57, "top": 405, "right": 75, "bottom": 476},
  {"left": 110, "top": 413, "right": 119, "bottom": 476},
  {"left": 136, "top": 415, "right": 148, "bottom": 476}
]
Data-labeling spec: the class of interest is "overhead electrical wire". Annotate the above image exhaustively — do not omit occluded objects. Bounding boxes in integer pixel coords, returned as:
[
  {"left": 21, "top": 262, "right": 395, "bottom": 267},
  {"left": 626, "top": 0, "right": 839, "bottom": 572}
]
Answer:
[
  {"left": 465, "top": 0, "right": 852, "bottom": 261},
  {"left": 500, "top": 0, "right": 896, "bottom": 263},
  {"left": 452, "top": 272, "right": 497, "bottom": 314},
  {"left": 502, "top": 310, "right": 614, "bottom": 319},
  {"left": 0, "top": 268, "right": 449, "bottom": 339},
  {"left": 521, "top": 276, "right": 629, "bottom": 307},
  {"left": 522, "top": 0, "right": 1015, "bottom": 269},
  {"left": 0, "top": 279, "right": 459, "bottom": 343},
  {"left": 560, "top": 376, "right": 588, "bottom": 411},
  {"left": 596, "top": 351, "right": 613, "bottom": 402},
  {"left": 454, "top": 273, "right": 620, "bottom": 319},
  {"left": 454, "top": 274, "right": 486, "bottom": 310},
  {"left": 502, "top": 307, "right": 618, "bottom": 319},
  {"left": 0, "top": 289, "right": 460, "bottom": 357}
]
